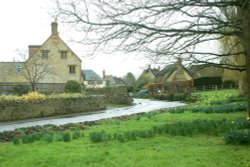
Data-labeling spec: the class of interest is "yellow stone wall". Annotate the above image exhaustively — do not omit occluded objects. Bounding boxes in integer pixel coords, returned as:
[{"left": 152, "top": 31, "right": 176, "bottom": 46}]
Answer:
[
  {"left": 32, "top": 35, "right": 82, "bottom": 84},
  {"left": 0, "top": 35, "right": 82, "bottom": 84},
  {"left": 0, "top": 62, "right": 27, "bottom": 83},
  {"left": 166, "top": 65, "right": 192, "bottom": 82}
]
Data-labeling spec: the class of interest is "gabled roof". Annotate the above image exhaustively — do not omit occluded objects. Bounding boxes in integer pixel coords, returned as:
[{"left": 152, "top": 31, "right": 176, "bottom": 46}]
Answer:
[
  {"left": 0, "top": 62, "right": 24, "bottom": 71},
  {"left": 105, "top": 75, "right": 125, "bottom": 84},
  {"left": 143, "top": 68, "right": 160, "bottom": 76},
  {"left": 28, "top": 22, "right": 82, "bottom": 62},
  {"left": 156, "top": 63, "right": 193, "bottom": 82},
  {"left": 189, "top": 65, "right": 223, "bottom": 79},
  {"left": 112, "top": 76, "right": 125, "bottom": 84},
  {"left": 0, "top": 62, "right": 25, "bottom": 82},
  {"left": 155, "top": 64, "right": 176, "bottom": 82},
  {"left": 82, "top": 70, "right": 102, "bottom": 81}
]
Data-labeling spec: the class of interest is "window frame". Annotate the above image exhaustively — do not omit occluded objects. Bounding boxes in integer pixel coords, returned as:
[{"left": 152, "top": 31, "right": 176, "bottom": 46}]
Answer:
[
  {"left": 41, "top": 50, "right": 49, "bottom": 59},
  {"left": 16, "top": 65, "right": 22, "bottom": 73},
  {"left": 60, "top": 50, "right": 68, "bottom": 59},
  {"left": 69, "top": 65, "right": 76, "bottom": 74}
]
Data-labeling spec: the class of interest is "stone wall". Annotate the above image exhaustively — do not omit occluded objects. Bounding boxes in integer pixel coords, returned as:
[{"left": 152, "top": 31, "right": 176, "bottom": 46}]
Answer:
[
  {"left": 86, "top": 87, "right": 133, "bottom": 105},
  {"left": 0, "top": 83, "right": 66, "bottom": 94},
  {"left": 105, "top": 95, "right": 133, "bottom": 105},
  {"left": 0, "top": 96, "right": 105, "bottom": 122},
  {"left": 85, "top": 86, "right": 128, "bottom": 95}
]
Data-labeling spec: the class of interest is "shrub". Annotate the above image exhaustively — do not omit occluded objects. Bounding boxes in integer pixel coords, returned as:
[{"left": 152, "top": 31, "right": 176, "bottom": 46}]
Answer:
[
  {"left": 89, "top": 131, "right": 111, "bottom": 143},
  {"left": 12, "top": 85, "right": 30, "bottom": 96},
  {"left": 21, "top": 134, "right": 36, "bottom": 144},
  {"left": 13, "top": 138, "right": 21, "bottom": 145},
  {"left": 154, "top": 93, "right": 191, "bottom": 102},
  {"left": 42, "top": 132, "right": 54, "bottom": 143},
  {"left": 168, "top": 107, "right": 185, "bottom": 114},
  {"left": 72, "top": 130, "right": 82, "bottom": 139},
  {"left": 64, "top": 80, "right": 82, "bottom": 93},
  {"left": 63, "top": 132, "right": 72, "bottom": 142},
  {"left": 225, "top": 129, "right": 250, "bottom": 145},
  {"left": 117, "top": 134, "right": 125, "bottom": 142},
  {"left": 123, "top": 131, "right": 137, "bottom": 140},
  {"left": 20, "top": 91, "right": 45, "bottom": 100},
  {"left": 154, "top": 94, "right": 174, "bottom": 100}
]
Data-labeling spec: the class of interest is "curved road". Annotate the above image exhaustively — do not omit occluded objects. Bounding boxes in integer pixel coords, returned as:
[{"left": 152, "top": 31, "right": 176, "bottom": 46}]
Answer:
[{"left": 0, "top": 98, "right": 185, "bottom": 132}]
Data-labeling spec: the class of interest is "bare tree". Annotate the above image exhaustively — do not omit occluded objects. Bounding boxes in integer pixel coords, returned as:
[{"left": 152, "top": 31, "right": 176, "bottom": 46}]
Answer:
[
  {"left": 19, "top": 51, "right": 52, "bottom": 92},
  {"left": 55, "top": 0, "right": 250, "bottom": 119}
]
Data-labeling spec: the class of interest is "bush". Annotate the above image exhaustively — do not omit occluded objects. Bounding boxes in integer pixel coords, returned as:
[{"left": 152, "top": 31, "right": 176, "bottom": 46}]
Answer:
[
  {"left": 89, "top": 131, "right": 111, "bottom": 143},
  {"left": 20, "top": 91, "right": 45, "bottom": 100},
  {"left": 154, "top": 93, "right": 191, "bottom": 102},
  {"left": 225, "top": 129, "right": 250, "bottom": 145},
  {"left": 64, "top": 80, "right": 82, "bottom": 93},
  {"left": 63, "top": 132, "right": 72, "bottom": 142},
  {"left": 168, "top": 107, "right": 185, "bottom": 114},
  {"left": 42, "top": 132, "right": 54, "bottom": 143},
  {"left": 12, "top": 85, "right": 30, "bottom": 96},
  {"left": 117, "top": 134, "right": 125, "bottom": 142},
  {"left": 13, "top": 138, "right": 21, "bottom": 145},
  {"left": 72, "top": 130, "right": 82, "bottom": 139},
  {"left": 21, "top": 134, "right": 36, "bottom": 144}
]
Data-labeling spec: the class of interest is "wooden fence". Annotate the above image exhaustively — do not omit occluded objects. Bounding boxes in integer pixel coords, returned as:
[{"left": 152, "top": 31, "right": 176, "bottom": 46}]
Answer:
[{"left": 193, "top": 84, "right": 237, "bottom": 91}]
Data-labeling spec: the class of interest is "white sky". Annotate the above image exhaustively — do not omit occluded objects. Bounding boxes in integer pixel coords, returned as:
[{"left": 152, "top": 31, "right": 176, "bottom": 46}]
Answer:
[{"left": 0, "top": 0, "right": 149, "bottom": 78}]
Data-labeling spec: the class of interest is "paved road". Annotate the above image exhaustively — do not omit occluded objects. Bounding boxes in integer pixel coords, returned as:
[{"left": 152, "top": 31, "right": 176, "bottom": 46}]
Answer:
[{"left": 0, "top": 98, "right": 185, "bottom": 132}]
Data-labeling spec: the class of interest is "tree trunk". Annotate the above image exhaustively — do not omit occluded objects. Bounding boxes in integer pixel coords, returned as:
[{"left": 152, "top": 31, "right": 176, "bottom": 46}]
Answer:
[
  {"left": 239, "top": 1, "right": 250, "bottom": 120},
  {"left": 238, "top": 74, "right": 248, "bottom": 96},
  {"left": 31, "top": 82, "right": 36, "bottom": 92}
]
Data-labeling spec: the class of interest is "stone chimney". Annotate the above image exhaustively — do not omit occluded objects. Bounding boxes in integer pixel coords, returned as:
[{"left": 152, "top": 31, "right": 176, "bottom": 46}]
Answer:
[
  {"left": 51, "top": 22, "right": 58, "bottom": 35},
  {"left": 177, "top": 57, "right": 182, "bottom": 64},
  {"left": 28, "top": 45, "right": 41, "bottom": 58},
  {"left": 102, "top": 69, "right": 106, "bottom": 79}
]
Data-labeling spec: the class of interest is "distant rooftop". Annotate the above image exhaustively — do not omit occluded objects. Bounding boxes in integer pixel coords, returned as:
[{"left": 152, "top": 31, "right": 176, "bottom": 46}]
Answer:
[{"left": 82, "top": 69, "right": 102, "bottom": 81}]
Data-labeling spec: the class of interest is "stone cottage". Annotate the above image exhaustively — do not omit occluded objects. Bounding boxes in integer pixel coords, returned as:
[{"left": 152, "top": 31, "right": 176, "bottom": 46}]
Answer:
[
  {"left": 147, "top": 59, "right": 193, "bottom": 93},
  {"left": 136, "top": 65, "right": 160, "bottom": 88},
  {"left": 0, "top": 22, "right": 82, "bottom": 93},
  {"left": 82, "top": 69, "right": 106, "bottom": 88}
]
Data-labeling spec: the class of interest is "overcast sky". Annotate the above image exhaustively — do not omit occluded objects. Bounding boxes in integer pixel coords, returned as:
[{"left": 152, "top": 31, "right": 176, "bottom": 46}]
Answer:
[{"left": 0, "top": 0, "right": 149, "bottom": 78}]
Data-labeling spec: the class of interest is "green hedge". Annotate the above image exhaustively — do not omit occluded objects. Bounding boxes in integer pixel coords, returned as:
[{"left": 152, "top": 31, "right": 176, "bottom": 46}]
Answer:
[
  {"left": 194, "top": 77, "right": 222, "bottom": 86},
  {"left": 225, "top": 129, "right": 250, "bottom": 145},
  {"left": 154, "top": 93, "right": 193, "bottom": 102}
]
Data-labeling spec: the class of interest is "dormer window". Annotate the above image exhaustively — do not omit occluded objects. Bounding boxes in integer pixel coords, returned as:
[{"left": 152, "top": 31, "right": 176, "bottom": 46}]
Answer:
[
  {"left": 60, "top": 50, "right": 68, "bottom": 59},
  {"left": 41, "top": 50, "right": 49, "bottom": 59}
]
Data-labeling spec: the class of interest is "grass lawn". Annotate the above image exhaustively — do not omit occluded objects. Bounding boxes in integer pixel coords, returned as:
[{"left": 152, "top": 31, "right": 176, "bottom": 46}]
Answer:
[{"left": 0, "top": 89, "right": 249, "bottom": 167}]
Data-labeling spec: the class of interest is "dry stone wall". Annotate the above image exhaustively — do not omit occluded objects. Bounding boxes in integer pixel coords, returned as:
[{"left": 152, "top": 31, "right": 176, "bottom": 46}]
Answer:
[{"left": 0, "top": 96, "right": 105, "bottom": 122}]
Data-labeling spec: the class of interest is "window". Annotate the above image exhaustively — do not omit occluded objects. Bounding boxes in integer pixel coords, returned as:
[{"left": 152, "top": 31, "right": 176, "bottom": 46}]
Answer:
[
  {"left": 69, "top": 65, "right": 76, "bottom": 74},
  {"left": 60, "top": 50, "right": 67, "bottom": 59},
  {"left": 41, "top": 50, "right": 49, "bottom": 59},
  {"left": 16, "top": 65, "right": 22, "bottom": 73},
  {"left": 87, "top": 81, "right": 95, "bottom": 85},
  {"left": 97, "top": 81, "right": 103, "bottom": 85}
]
